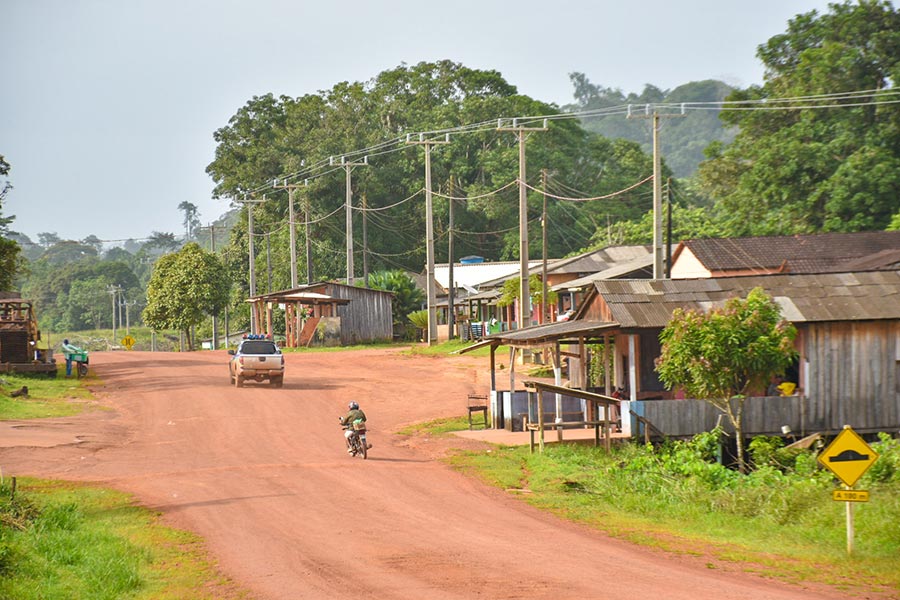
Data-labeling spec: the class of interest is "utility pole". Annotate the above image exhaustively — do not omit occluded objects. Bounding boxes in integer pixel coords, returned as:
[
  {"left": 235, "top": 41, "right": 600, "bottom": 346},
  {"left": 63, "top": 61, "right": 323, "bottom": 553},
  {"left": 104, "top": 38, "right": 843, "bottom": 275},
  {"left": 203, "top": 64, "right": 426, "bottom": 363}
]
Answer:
[
  {"left": 362, "top": 192, "right": 369, "bottom": 287},
  {"left": 265, "top": 232, "right": 272, "bottom": 294},
  {"left": 107, "top": 285, "right": 122, "bottom": 345},
  {"left": 331, "top": 156, "right": 368, "bottom": 286},
  {"left": 541, "top": 168, "right": 549, "bottom": 323},
  {"left": 407, "top": 133, "right": 450, "bottom": 345},
  {"left": 627, "top": 105, "right": 685, "bottom": 279},
  {"left": 121, "top": 300, "right": 137, "bottom": 336},
  {"left": 273, "top": 173, "right": 306, "bottom": 289},
  {"left": 236, "top": 196, "right": 266, "bottom": 333},
  {"left": 447, "top": 177, "right": 456, "bottom": 340},
  {"left": 497, "top": 118, "right": 547, "bottom": 330},
  {"left": 201, "top": 222, "right": 227, "bottom": 349},
  {"left": 665, "top": 178, "right": 673, "bottom": 279}
]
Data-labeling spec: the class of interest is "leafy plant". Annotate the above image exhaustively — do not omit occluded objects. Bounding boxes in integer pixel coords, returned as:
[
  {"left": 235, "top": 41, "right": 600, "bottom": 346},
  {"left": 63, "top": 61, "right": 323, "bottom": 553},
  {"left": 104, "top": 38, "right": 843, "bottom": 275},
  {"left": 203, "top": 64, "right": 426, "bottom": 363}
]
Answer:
[{"left": 657, "top": 288, "right": 797, "bottom": 472}]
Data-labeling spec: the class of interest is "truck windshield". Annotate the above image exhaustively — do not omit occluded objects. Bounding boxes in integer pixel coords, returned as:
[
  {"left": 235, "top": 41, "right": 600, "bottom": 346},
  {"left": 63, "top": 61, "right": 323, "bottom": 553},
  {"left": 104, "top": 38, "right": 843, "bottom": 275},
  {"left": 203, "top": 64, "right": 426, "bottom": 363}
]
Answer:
[{"left": 241, "top": 341, "right": 279, "bottom": 354}]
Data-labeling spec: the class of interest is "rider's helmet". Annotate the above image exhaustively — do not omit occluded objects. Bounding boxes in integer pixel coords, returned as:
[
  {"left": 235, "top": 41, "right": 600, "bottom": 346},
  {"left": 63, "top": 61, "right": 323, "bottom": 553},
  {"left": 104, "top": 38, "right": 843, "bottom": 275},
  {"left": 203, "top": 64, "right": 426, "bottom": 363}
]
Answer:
[{"left": 348, "top": 401, "right": 359, "bottom": 410}]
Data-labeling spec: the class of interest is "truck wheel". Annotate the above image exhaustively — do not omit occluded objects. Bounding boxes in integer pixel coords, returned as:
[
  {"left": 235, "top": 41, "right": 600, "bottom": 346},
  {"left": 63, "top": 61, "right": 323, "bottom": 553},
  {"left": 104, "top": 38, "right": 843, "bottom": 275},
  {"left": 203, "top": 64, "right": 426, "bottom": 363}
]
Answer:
[
  {"left": 235, "top": 375, "right": 244, "bottom": 388},
  {"left": 271, "top": 377, "right": 283, "bottom": 388}
]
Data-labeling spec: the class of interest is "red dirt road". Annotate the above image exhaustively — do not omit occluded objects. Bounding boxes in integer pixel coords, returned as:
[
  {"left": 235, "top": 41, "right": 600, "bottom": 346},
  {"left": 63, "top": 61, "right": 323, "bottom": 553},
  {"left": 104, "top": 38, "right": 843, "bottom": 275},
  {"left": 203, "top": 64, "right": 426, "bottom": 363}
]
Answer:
[{"left": 0, "top": 349, "right": 855, "bottom": 599}]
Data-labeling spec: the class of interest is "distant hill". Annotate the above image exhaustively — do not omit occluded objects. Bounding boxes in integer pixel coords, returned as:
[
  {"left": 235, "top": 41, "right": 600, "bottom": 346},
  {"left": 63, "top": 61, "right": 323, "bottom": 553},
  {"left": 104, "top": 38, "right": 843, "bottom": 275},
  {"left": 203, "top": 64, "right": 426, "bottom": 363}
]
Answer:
[{"left": 564, "top": 74, "right": 735, "bottom": 178}]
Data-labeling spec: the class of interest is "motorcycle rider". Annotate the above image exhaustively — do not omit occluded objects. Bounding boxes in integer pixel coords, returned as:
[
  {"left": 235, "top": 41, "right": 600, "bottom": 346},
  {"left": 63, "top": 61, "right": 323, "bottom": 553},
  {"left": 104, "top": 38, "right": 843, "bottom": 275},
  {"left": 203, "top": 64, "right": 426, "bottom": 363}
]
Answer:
[{"left": 340, "top": 401, "right": 368, "bottom": 454}]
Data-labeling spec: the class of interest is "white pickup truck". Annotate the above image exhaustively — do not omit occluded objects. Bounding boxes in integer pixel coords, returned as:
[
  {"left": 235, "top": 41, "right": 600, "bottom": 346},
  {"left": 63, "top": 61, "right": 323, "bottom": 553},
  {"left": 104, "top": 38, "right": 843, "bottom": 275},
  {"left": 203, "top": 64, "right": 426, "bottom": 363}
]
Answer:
[{"left": 228, "top": 335, "right": 285, "bottom": 388}]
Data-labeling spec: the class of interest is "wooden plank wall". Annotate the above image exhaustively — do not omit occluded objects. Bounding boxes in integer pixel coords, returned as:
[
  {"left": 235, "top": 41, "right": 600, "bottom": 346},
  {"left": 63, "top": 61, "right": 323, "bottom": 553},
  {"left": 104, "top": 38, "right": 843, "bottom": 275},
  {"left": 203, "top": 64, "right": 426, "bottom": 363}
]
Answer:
[
  {"left": 806, "top": 321, "right": 899, "bottom": 433},
  {"left": 326, "top": 284, "right": 393, "bottom": 345},
  {"left": 634, "top": 321, "right": 900, "bottom": 438}
]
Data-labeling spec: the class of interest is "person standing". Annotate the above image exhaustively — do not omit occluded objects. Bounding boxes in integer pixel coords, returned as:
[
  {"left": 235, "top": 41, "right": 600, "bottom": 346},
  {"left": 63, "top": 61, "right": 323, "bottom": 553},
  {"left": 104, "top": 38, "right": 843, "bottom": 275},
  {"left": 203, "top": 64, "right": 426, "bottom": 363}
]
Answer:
[{"left": 61, "top": 338, "right": 78, "bottom": 377}]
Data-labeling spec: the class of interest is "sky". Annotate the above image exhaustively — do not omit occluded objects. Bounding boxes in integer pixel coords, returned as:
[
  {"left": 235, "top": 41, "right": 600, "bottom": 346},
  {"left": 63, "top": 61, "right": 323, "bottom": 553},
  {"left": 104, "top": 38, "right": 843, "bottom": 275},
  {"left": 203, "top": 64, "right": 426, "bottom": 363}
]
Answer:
[{"left": 2, "top": 0, "right": 835, "bottom": 247}]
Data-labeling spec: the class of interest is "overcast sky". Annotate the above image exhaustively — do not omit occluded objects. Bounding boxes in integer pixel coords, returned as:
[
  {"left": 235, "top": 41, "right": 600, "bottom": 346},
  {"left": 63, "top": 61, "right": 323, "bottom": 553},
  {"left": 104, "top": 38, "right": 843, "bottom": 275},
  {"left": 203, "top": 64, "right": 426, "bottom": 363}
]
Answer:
[{"left": 2, "top": 0, "right": 835, "bottom": 245}]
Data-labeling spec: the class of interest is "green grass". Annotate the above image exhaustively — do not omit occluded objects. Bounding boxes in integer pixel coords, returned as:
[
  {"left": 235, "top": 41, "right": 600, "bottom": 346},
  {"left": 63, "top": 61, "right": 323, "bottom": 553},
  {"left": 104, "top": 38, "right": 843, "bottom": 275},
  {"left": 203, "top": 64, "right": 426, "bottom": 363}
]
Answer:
[
  {"left": 404, "top": 339, "right": 500, "bottom": 357},
  {"left": 0, "top": 478, "right": 247, "bottom": 600},
  {"left": 0, "top": 368, "right": 95, "bottom": 420},
  {"left": 396, "top": 415, "right": 473, "bottom": 436},
  {"left": 441, "top": 439, "right": 900, "bottom": 595}
]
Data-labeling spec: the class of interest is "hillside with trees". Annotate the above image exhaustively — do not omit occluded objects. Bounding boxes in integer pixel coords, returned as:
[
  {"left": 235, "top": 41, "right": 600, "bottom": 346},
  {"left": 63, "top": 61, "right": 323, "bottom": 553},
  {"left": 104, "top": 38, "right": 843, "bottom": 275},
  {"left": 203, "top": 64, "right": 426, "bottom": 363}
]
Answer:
[{"left": 564, "top": 75, "right": 736, "bottom": 178}]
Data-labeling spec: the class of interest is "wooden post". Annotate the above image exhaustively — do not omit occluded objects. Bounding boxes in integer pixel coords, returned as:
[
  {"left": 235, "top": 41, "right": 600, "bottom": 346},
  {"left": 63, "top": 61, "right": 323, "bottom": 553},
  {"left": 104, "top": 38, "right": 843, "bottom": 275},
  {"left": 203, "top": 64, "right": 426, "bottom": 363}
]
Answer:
[{"left": 537, "top": 381, "right": 545, "bottom": 453}]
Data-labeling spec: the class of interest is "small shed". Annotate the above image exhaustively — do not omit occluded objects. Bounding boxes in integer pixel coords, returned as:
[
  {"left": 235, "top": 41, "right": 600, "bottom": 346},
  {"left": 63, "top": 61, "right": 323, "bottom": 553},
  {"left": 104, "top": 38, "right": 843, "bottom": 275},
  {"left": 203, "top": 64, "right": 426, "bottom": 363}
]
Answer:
[{"left": 250, "top": 282, "right": 393, "bottom": 347}]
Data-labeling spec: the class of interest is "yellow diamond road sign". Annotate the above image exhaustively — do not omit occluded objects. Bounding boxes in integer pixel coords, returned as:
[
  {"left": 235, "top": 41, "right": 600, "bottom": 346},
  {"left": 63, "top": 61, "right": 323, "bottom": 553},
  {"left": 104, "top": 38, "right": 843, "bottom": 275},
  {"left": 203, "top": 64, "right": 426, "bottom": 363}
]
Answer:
[
  {"left": 818, "top": 426, "right": 878, "bottom": 487},
  {"left": 122, "top": 335, "right": 136, "bottom": 350}
]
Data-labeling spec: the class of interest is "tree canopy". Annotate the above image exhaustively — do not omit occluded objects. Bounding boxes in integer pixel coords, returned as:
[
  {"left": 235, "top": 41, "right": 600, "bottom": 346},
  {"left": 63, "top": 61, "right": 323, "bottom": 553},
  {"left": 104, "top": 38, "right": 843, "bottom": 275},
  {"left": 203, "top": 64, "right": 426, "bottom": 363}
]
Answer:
[
  {"left": 206, "top": 60, "right": 655, "bottom": 299},
  {"left": 656, "top": 288, "right": 798, "bottom": 473},
  {"left": 143, "top": 242, "right": 231, "bottom": 350},
  {"left": 697, "top": 0, "right": 900, "bottom": 236}
]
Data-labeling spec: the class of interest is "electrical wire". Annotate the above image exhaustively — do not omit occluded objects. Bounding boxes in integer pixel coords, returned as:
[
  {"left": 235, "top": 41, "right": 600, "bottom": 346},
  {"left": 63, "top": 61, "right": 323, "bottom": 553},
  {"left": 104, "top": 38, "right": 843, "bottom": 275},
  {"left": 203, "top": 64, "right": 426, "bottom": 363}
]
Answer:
[{"left": 522, "top": 176, "right": 653, "bottom": 202}]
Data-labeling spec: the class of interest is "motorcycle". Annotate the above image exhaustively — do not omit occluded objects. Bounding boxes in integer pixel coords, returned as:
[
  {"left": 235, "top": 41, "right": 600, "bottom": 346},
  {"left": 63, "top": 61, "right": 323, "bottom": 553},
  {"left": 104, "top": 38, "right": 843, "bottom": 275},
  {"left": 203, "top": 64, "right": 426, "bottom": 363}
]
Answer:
[{"left": 340, "top": 418, "right": 370, "bottom": 459}]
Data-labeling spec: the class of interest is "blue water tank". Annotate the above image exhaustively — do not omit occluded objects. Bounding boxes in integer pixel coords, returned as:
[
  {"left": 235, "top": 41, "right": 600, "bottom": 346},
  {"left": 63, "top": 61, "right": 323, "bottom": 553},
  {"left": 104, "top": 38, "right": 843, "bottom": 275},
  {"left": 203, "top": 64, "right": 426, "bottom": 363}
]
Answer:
[{"left": 459, "top": 255, "right": 484, "bottom": 264}]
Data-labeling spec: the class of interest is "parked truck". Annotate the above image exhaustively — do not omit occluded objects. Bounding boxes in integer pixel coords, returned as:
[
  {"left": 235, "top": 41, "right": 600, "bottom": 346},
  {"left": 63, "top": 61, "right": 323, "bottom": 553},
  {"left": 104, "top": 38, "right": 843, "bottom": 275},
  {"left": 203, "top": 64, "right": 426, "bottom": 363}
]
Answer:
[
  {"left": 228, "top": 334, "right": 285, "bottom": 388},
  {"left": 0, "top": 292, "right": 57, "bottom": 376}
]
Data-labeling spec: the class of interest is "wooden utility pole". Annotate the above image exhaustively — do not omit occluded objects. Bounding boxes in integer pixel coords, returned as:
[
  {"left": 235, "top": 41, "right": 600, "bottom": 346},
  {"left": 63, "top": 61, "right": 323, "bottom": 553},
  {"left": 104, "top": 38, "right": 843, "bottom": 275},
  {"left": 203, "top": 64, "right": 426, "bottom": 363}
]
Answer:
[
  {"left": 407, "top": 133, "right": 450, "bottom": 345},
  {"left": 273, "top": 177, "right": 307, "bottom": 289},
  {"left": 236, "top": 196, "right": 266, "bottom": 333},
  {"left": 332, "top": 156, "right": 368, "bottom": 286},
  {"left": 541, "top": 168, "right": 549, "bottom": 323},
  {"left": 201, "top": 222, "right": 227, "bottom": 348},
  {"left": 362, "top": 192, "right": 369, "bottom": 287},
  {"left": 447, "top": 177, "right": 456, "bottom": 340},
  {"left": 497, "top": 118, "right": 547, "bottom": 330},
  {"left": 627, "top": 105, "right": 684, "bottom": 279}
]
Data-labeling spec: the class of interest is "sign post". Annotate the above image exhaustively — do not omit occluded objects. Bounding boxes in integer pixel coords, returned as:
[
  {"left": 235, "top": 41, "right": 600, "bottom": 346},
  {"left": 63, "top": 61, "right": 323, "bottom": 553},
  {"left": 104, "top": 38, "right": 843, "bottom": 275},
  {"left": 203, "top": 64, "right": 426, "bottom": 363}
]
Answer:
[{"left": 818, "top": 425, "right": 878, "bottom": 555}]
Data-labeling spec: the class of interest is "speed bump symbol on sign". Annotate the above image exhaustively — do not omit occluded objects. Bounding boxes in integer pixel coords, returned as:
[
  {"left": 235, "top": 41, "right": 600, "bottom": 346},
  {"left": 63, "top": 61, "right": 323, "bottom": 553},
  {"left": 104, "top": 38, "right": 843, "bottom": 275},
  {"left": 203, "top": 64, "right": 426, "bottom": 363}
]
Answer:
[{"left": 818, "top": 426, "right": 878, "bottom": 487}]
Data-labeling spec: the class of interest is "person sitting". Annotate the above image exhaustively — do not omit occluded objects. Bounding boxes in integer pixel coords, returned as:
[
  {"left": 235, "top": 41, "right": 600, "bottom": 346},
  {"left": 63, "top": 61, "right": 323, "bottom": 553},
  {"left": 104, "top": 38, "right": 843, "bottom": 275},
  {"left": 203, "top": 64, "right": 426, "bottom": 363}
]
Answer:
[{"left": 339, "top": 401, "right": 368, "bottom": 453}]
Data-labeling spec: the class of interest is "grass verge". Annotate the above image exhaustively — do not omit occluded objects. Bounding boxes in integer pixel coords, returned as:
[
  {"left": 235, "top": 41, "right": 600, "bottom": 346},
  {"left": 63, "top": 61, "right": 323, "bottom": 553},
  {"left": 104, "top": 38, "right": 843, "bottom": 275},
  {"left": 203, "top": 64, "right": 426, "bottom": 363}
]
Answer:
[
  {"left": 0, "top": 367, "right": 96, "bottom": 420},
  {"left": 0, "top": 478, "right": 247, "bottom": 600}
]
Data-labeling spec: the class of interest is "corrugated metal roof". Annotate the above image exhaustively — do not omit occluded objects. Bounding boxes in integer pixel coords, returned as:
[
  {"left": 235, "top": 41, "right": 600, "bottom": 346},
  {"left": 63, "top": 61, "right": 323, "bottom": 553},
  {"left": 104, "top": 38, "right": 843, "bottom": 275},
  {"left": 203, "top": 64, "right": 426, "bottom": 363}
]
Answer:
[
  {"left": 594, "top": 271, "right": 900, "bottom": 327},
  {"left": 434, "top": 261, "right": 542, "bottom": 289},
  {"left": 481, "top": 319, "right": 619, "bottom": 345},
  {"left": 683, "top": 231, "right": 900, "bottom": 273}
]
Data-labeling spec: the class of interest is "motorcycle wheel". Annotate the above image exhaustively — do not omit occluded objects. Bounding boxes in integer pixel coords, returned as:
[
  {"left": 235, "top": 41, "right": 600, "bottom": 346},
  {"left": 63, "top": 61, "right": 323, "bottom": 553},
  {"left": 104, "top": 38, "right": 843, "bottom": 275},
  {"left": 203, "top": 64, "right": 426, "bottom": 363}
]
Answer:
[{"left": 359, "top": 436, "right": 367, "bottom": 459}]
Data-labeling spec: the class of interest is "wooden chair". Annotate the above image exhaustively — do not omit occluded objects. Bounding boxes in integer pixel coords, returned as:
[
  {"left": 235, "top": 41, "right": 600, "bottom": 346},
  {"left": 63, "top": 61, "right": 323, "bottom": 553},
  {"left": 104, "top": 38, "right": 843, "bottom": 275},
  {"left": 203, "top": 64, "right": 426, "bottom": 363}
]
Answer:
[{"left": 467, "top": 394, "right": 489, "bottom": 430}]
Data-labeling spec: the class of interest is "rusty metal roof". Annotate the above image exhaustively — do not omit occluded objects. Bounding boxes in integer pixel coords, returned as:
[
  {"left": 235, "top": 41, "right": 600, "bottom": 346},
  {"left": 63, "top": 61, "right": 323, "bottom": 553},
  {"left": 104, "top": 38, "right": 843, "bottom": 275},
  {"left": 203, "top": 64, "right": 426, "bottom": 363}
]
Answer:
[
  {"left": 593, "top": 271, "right": 900, "bottom": 327},
  {"left": 457, "top": 319, "right": 619, "bottom": 350},
  {"left": 682, "top": 231, "right": 900, "bottom": 273}
]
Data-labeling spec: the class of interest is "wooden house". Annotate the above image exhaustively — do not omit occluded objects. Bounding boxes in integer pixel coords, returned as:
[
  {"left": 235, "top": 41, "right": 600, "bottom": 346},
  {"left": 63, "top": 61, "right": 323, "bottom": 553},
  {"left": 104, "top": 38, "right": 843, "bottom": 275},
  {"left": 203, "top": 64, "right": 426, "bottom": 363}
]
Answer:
[
  {"left": 671, "top": 231, "right": 900, "bottom": 278},
  {"left": 467, "top": 271, "right": 900, "bottom": 440},
  {"left": 579, "top": 272, "right": 900, "bottom": 438}
]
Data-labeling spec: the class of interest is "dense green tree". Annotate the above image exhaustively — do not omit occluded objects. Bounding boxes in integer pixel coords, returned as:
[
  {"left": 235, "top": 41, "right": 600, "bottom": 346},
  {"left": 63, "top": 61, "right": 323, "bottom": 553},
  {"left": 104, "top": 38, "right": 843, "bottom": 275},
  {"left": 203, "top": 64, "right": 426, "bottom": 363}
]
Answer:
[
  {"left": 363, "top": 270, "right": 423, "bottom": 327},
  {"left": 143, "top": 242, "right": 231, "bottom": 350},
  {"left": 39, "top": 240, "right": 98, "bottom": 265},
  {"left": 698, "top": 0, "right": 900, "bottom": 236},
  {"left": 19, "top": 255, "right": 140, "bottom": 331},
  {"left": 657, "top": 288, "right": 798, "bottom": 473},
  {"left": 81, "top": 235, "right": 103, "bottom": 253},
  {"left": 0, "top": 154, "right": 23, "bottom": 291},
  {"left": 145, "top": 231, "right": 180, "bottom": 253},
  {"left": 177, "top": 201, "right": 201, "bottom": 241},
  {"left": 0, "top": 154, "right": 13, "bottom": 232},
  {"left": 37, "top": 232, "right": 60, "bottom": 248},
  {"left": 207, "top": 62, "right": 655, "bottom": 291}
]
